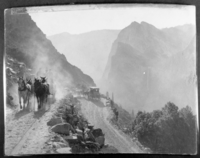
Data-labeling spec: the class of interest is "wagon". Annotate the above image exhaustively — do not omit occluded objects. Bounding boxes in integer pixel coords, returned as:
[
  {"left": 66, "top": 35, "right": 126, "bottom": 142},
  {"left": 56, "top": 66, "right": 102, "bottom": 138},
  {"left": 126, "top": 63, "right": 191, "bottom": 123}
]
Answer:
[{"left": 88, "top": 87, "right": 101, "bottom": 101}]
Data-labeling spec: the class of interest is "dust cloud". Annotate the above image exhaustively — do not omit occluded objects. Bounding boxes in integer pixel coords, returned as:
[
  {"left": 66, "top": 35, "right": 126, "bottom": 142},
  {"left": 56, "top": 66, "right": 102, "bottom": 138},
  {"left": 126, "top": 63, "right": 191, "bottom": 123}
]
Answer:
[
  {"left": 27, "top": 37, "right": 73, "bottom": 100},
  {"left": 6, "top": 34, "right": 74, "bottom": 107}
]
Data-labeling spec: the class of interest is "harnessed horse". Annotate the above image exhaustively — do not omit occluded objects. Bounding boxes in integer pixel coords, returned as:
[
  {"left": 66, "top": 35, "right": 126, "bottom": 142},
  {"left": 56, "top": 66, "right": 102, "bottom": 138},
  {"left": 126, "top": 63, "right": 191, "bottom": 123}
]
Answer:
[
  {"left": 34, "top": 78, "right": 49, "bottom": 109},
  {"left": 17, "top": 77, "right": 32, "bottom": 110},
  {"left": 40, "top": 77, "right": 50, "bottom": 95}
]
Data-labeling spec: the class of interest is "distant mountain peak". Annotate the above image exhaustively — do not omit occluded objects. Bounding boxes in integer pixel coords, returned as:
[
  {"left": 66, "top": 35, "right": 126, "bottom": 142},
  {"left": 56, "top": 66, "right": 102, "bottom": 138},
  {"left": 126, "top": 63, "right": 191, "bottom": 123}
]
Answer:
[
  {"left": 141, "top": 21, "right": 157, "bottom": 29},
  {"left": 130, "top": 21, "right": 140, "bottom": 25},
  {"left": 129, "top": 21, "right": 156, "bottom": 28},
  {"left": 124, "top": 21, "right": 158, "bottom": 33}
]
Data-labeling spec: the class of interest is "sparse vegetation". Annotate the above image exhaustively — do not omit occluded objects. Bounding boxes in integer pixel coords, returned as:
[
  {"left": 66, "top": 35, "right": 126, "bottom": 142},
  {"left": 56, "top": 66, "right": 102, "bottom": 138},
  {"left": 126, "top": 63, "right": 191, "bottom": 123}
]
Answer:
[
  {"left": 109, "top": 101, "right": 133, "bottom": 131},
  {"left": 131, "top": 102, "right": 197, "bottom": 154}
]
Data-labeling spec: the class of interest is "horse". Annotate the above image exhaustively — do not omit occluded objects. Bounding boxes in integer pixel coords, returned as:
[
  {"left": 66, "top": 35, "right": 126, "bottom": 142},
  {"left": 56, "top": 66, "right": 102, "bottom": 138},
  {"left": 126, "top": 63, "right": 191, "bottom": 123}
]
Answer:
[
  {"left": 17, "top": 77, "right": 31, "bottom": 110},
  {"left": 26, "top": 78, "right": 35, "bottom": 111},
  {"left": 34, "top": 78, "right": 49, "bottom": 110},
  {"left": 40, "top": 77, "right": 50, "bottom": 95}
]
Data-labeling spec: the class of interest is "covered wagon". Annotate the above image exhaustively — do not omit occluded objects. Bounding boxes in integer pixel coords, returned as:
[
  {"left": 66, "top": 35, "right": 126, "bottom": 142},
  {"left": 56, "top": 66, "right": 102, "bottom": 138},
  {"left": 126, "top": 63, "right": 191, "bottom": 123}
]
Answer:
[{"left": 87, "top": 87, "right": 101, "bottom": 101}]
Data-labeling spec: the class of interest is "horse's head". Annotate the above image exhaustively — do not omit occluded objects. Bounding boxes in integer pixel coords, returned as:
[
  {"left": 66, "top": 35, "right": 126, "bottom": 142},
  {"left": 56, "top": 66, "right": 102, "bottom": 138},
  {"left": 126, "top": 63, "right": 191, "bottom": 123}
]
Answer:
[
  {"left": 18, "top": 76, "right": 24, "bottom": 84},
  {"left": 40, "top": 77, "right": 47, "bottom": 83},
  {"left": 26, "top": 78, "right": 32, "bottom": 85},
  {"left": 18, "top": 77, "right": 26, "bottom": 90},
  {"left": 34, "top": 78, "right": 40, "bottom": 85}
]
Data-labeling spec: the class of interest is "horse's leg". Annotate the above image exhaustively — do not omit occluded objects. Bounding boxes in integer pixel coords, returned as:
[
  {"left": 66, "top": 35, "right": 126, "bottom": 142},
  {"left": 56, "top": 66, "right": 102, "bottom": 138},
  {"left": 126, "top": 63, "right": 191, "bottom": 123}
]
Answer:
[
  {"left": 28, "top": 93, "right": 32, "bottom": 112},
  {"left": 43, "top": 95, "right": 46, "bottom": 110},
  {"left": 37, "top": 96, "right": 40, "bottom": 109},
  {"left": 43, "top": 95, "right": 46, "bottom": 109},
  {"left": 23, "top": 92, "right": 26, "bottom": 110},
  {"left": 26, "top": 92, "right": 30, "bottom": 111},
  {"left": 36, "top": 95, "right": 38, "bottom": 109},
  {"left": 24, "top": 91, "right": 28, "bottom": 109},
  {"left": 39, "top": 96, "right": 42, "bottom": 110},
  {"left": 18, "top": 92, "right": 22, "bottom": 110},
  {"left": 46, "top": 94, "right": 48, "bottom": 103},
  {"left": 41, "top": 96, "right": 43, "bottom": 109},
  {"left": 45, "top": 94, "right": 48, "bottom": 110},
  {"left": 34, "top": 95, "right": 37, "bottom": 112},
  {"left": 33, "top": 95, "right": 36, "bottom": 111},
  {"left": 40, "top": 95, "right": 42, "bottom": 110}
]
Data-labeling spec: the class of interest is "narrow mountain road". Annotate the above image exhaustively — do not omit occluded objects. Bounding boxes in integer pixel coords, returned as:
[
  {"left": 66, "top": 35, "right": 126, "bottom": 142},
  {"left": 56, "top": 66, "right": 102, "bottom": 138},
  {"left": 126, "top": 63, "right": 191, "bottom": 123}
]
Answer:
[
  {"left": 79, "top": 99, "right": 143, "bottom": 153},
  {"left": 5, "top": 100, "right": 58, "bottom": 156}
]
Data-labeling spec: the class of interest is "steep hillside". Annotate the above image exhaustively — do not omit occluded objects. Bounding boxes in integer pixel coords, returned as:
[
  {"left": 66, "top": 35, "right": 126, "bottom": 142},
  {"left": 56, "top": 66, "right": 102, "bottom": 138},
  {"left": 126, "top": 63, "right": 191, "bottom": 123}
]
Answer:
[
  {"left": 100, "top": 21, "right": 196, "bottom": 113},
  {"left": 47, "top": 30, "right": 120, "bottom": 84},
  {"left": 5, "top": 10, "right": 95, "bottom": 102}
]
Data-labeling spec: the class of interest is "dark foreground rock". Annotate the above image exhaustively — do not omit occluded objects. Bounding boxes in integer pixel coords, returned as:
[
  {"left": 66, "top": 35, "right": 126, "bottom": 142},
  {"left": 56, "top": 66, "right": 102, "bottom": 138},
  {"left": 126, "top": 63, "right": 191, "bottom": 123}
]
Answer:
[
  {"left": 51, "top": 123, "right": 74, "bottom": 135},
  {"left": 95, "top": 136, "right": 105, "bottom": 147},
  {"left": 99, "top": 145, "right": 119, "bottom": 153},
  {"left": 47, "top": 117, "right": 63, "bottom": 127}
]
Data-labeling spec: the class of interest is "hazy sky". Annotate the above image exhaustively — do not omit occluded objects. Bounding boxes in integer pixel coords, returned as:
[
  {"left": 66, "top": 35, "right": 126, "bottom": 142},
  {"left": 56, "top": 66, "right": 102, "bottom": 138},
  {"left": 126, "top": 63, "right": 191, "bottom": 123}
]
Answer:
[{"left": 28, "top": 4, "right": 195, "bottom": 36}]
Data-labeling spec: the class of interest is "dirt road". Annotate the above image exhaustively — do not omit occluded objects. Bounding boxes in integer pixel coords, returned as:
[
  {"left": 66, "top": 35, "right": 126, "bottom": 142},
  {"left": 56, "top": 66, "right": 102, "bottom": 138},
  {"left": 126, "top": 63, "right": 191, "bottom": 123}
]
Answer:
[
  {"left": 5, "top": 97, "right": 143, "bottom": 155},
  {"left": 5, "top": 101, "right": 58, "bottom": 156},
  {"left": 79, "top": 99, "right": 143, "bottom": 153}
]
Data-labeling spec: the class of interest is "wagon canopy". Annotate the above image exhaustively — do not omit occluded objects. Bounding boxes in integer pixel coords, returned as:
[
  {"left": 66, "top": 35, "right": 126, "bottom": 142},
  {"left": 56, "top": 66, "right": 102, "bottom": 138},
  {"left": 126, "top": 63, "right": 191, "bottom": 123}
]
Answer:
[{"left": 89, "top": 87, "right": 99, "bottom": 92}]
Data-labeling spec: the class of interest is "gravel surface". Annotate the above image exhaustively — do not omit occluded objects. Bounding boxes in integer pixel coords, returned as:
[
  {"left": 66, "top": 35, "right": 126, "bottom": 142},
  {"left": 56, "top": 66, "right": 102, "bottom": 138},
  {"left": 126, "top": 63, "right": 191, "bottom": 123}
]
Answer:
[
  {"left": 80, "top": 99, "right": 143, "bottom": 153},
  {"left": 5, "top": 101, "right": 58, "bottom": 156},
  {"left": 5, "top": 97, "right": 143, "bottom": 156}
]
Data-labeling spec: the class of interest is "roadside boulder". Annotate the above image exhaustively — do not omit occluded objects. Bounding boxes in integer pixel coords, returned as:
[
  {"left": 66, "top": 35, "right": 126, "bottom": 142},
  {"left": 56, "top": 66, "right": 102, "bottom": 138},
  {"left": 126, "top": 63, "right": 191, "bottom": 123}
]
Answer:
[
  {"left": 99, "top": 145, "right": 119, "bottom": 153},
  {"left": 92, "top": 128, "right": 104, "bottom": 137},
  {"left": 47, "top": 117, "right": 63, "bottom": 127},
  {"left": 95, "top": 136, "right": 105, "bottom": 148},
  {"left": 51, "top": 123, "right": 74, "bottom": 135},
  {"left": 56, "top": 147, "right": 72, "bottom": 154}
]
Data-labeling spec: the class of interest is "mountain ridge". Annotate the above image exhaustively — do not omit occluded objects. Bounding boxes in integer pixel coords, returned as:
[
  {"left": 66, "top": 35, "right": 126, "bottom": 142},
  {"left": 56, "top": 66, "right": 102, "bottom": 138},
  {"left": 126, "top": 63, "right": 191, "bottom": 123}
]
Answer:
[
  {"left": 101, "top": 21, "right": 196, "bottom": 113},
  {"left": 5, "top": 10, "right": 95, "bottom": 100},
  {"left": 47, "top": 29, "right": 120, "bottom": 84}
]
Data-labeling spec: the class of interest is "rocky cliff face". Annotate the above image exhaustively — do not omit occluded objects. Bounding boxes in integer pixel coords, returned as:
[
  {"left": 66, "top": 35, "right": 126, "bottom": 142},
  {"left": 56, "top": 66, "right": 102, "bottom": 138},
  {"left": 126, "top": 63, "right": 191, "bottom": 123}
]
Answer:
[
  {"left": 101, "top": 21, "right": 196, "bottom": 113},
  {"left": 47, "top": 30, "right": 120, "bottom": 84},
  {"left": 5, "top": 9, "right": 95, "bottom": 102}
]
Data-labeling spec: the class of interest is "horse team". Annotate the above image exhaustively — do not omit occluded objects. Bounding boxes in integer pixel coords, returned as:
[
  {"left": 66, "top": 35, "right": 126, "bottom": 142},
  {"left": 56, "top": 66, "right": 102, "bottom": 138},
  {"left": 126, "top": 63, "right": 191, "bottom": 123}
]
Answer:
[{"left": 18, "top": 76, "right": 51, "bottom": 111}]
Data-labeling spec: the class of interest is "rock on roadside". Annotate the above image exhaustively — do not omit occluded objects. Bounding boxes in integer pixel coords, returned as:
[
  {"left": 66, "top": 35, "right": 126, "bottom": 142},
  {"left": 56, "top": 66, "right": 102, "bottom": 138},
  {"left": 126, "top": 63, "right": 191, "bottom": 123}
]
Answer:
[
  {"left": 56, "top": 147, "right": 72, "bottom": 154},
  {"left": 51, "top": 123, "right": 73, "bottom": 135},
  {"left": 47, "top": 117, "right": 63, "bottom": 127}
]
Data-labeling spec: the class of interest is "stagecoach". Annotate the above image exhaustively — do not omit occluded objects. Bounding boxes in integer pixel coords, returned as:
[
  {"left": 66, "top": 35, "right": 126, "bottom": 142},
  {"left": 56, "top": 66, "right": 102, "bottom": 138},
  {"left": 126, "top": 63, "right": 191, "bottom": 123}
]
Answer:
[{"left": 87, "top": 87, "right": 101, "bottom": 101}]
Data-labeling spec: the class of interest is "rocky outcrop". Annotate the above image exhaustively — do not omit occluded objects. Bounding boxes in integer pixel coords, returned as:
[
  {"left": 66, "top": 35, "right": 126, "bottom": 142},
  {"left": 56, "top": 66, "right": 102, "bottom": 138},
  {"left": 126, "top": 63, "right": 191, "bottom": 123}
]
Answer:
[{"left": 101, "top": 21, "right": 196, "bottom": 113}]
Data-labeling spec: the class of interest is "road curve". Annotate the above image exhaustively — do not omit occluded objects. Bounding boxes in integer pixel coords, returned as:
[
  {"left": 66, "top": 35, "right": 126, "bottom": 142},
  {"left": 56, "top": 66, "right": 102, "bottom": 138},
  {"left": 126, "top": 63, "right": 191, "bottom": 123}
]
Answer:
[{"left": 79, "top": 99, "right": 143, "bottom": 153}]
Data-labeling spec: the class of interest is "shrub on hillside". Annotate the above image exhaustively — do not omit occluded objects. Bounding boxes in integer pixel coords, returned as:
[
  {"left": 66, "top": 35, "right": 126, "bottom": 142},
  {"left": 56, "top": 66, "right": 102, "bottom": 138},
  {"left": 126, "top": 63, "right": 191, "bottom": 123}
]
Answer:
[{"left": 132, "top": 102, "right": 197, "bottom": 154}]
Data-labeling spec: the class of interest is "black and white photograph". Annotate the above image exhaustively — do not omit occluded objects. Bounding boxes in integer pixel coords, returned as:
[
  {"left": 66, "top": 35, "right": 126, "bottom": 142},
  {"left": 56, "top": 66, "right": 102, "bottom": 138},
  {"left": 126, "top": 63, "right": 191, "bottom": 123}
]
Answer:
[{"left": 4, "top": 4, "right": 198, "bottom": 155}]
